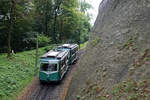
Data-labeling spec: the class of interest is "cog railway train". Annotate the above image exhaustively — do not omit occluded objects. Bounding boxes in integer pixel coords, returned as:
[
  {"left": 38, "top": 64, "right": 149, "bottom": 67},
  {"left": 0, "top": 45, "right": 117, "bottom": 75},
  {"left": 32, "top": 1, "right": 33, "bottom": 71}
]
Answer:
[{"left": 39, "top": 44, "right": 78, "bottom": 83}]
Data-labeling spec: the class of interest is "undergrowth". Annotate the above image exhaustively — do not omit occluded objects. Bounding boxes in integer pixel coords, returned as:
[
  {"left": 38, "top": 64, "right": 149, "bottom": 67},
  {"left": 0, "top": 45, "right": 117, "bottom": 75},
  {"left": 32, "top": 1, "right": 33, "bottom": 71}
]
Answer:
[{"left": 80, "top": 41, "right": 88, "bottom": 49}]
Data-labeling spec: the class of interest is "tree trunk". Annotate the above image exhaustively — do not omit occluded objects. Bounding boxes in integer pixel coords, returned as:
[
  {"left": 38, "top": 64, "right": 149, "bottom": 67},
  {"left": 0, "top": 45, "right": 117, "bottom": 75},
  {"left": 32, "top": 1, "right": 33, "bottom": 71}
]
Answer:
[
  {"left": 45, "top": 14, "right": 48, "bottom": 35},
  {"left": 53, "top": 8, "right": 57, "bottom": 43},
  {"left": 34, "top": 34, "right": 38, "bottom": 76},
  {"left": 8, "top": 0, "right": 16, "bottom": 58},
  {"left": 53, "top": 0, "right": 62, "bottom": 43},
  {"left": 59, "top": 19, "right": 63, "bottom": 41},
  {"left": 44, "top": 0, "right": 48, "bottom": 35}
]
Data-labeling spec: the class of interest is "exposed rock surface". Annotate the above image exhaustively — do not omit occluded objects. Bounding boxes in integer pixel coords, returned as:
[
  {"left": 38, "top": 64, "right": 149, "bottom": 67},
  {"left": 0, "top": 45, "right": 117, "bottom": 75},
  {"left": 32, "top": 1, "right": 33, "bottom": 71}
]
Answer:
[{"left": 66, "top": 0, "right": 150, "bottom": 99}]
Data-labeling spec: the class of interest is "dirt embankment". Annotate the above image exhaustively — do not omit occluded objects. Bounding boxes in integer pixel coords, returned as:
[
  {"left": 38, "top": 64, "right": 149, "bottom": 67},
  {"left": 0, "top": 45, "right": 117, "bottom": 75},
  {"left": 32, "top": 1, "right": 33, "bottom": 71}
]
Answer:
[{"left": 66, "top": 0, "right": 150, "bottom": 100}]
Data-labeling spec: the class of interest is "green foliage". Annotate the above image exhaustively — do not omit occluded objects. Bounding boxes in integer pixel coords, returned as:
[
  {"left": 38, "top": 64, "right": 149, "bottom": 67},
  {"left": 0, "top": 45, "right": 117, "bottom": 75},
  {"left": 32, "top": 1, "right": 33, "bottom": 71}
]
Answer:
[
  {"left": 80, "top": 41, "right": 88, "bottom": 49},
  {"left": 38, "top": 34, "right": 51, "bottom": 47},
  {"left": 80, "top": 1, "right": 92, "bottom": 13},
  {"left": 0, "top": 0, "right": 92, "bottom": 53}
]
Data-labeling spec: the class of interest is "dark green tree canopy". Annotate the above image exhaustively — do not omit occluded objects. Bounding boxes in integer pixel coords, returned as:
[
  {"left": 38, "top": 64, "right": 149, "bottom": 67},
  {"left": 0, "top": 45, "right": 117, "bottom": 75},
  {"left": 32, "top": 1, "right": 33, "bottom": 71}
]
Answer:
[{"left": 0, "top": 0, "right": 92, "bottom": 53}]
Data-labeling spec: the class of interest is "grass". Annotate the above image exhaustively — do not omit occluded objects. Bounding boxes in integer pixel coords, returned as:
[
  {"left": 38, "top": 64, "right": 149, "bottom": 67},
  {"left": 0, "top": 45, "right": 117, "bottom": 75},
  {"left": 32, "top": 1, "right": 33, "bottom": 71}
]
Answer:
[
  {"left": 80, "top": 41, "right": 88, "bottom": 49},
  {"left": 0, "top": 45, "right": 56, "bottom": 100}
]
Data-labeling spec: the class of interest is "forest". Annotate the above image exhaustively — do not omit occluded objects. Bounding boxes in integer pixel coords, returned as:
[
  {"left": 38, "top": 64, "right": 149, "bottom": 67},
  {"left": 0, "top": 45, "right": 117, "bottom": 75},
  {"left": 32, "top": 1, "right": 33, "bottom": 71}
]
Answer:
[{"left": 0, "top": 0, "right": 92, "bottom": 56}]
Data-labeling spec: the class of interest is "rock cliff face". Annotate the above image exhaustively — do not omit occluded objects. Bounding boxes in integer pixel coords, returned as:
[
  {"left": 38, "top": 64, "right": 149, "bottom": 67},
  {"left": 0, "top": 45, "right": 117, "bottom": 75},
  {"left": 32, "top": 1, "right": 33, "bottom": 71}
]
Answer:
[{"left": 66, "top": 0, "right": 150, "bottom": 99}]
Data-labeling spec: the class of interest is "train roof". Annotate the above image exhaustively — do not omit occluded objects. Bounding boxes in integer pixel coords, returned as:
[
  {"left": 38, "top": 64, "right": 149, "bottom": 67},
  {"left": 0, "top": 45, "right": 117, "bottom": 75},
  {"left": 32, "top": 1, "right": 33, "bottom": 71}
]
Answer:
[
  {"left": 60, "top": 44, "right": 78, "bottom": 49},
  {"left": 41, "top": 50, "right": 68, "bottom": 60}
]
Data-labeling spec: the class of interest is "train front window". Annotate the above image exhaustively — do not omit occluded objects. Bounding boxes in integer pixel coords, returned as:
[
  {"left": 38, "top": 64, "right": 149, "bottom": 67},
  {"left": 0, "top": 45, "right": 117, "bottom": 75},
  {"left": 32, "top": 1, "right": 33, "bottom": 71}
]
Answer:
[
  {"left": 41, "top": 64, "right": 48, "bottom": 71},
  {"left": 48, "top": 64, "right": 57, "bottom": 71},
  {"left": 41, "top": 64, "right": 57, "bottom": 72}
]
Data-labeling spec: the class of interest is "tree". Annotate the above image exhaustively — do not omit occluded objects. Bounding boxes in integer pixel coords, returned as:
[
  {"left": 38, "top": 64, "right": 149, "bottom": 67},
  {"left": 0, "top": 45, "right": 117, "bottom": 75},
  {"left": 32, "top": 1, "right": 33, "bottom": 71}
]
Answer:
[
  {"left": 34, "top": 0, "right": 53, "bottom": 35},
  {"left": 57, "top": 0, "right": 91, "bottom": 43},
  {"left": 0, "top": 0, "right": 92, "bottom": 54},
  {"left": 53, "top": 0, "right": 63, "bottom": 43},
  {"left": 8, "top": 0, "right": 16, "bottom": 57},
  {"left": 80, "top": 0, "right": 92, "bottom": 13},
  {"left": 0, "top": 0, "right": 11, "bottom": 53}
]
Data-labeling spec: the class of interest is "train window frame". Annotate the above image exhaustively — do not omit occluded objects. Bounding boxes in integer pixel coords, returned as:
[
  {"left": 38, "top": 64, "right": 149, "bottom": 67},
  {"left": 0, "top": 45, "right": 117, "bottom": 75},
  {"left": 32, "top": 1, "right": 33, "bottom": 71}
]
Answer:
[
  {"left": 65, "top": 56, "right": 68, "bottom": 64},
  {"left": 40, "top": 63, "right": 58, "bottom": 72},
  {"left": 40, "top": 64, "right": 49, "bottom": 71},
  {"left": 61, "top": 59, "right": 66, "bottom": 70}
]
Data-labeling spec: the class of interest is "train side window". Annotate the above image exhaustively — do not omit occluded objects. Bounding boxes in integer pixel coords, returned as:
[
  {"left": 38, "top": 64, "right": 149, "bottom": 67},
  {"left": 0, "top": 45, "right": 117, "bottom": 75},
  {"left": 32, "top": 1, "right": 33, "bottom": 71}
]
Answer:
[
  {"left": 61, "top": 61, "right": 63, "bottom": 67},
  {"left": 63, "top": 59, "right": 65, "bottom": 66},
  {"left": 61, "top": 59, "right": 66, "bottom": 67},
  {"left": 71, "top": 48, "right": 77, "bottom": 55},
  {"left": 71, "top": 49, "right": 74, "bottom": 55}
]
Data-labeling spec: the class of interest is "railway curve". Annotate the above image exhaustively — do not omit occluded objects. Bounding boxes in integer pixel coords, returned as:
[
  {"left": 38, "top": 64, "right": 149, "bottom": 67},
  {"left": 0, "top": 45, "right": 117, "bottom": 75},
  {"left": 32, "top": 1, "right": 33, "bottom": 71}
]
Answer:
[{"left": 17, "top": 49, "right": 84, "bottom": 100}]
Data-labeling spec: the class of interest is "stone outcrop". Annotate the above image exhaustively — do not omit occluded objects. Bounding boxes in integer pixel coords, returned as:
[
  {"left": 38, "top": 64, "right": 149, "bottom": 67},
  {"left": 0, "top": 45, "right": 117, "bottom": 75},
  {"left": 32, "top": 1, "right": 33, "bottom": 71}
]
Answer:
[{"left": 66, "top": 0, "right": 150, "bottom": 99}]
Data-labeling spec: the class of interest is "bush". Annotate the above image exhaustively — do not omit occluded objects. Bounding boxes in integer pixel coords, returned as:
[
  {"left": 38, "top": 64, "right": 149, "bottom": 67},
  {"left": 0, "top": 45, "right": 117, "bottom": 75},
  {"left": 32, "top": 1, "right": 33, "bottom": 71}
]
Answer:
[
  {"left": 38, "top": 34, "right": 51, "bottom": 47},
  {"left": 0, "top": 46, "right": 7, "bottom": 53},
  {"left": 22, "top": 32, "right": 51, "bottom": 51}
]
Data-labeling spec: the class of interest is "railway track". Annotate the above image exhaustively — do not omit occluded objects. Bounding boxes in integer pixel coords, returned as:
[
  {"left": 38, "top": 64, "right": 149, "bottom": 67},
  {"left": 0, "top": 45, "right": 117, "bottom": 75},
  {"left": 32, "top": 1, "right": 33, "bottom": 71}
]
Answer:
[
  {"left": 33, "top": 85, "right": 56, "bottom": 100},
  {"left": 25, "top": 49, "right": 84, "bottom": 100}
]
